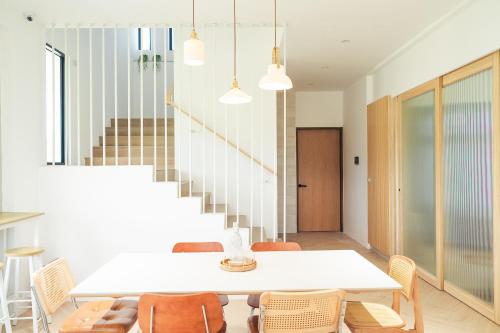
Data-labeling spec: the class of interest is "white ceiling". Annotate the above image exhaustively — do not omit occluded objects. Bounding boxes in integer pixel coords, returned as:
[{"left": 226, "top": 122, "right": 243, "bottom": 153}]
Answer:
[{"left": 4, "top": 0, "right": 465, "bottom": 90}]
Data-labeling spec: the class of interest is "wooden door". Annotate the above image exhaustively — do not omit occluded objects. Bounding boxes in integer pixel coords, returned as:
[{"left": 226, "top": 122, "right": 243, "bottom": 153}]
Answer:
[
  {"left": 297, "top": 129, "right": 341, "bottom": 232},
  {"left": 367, "top": 96, "right": 390, "bottom": 255}
]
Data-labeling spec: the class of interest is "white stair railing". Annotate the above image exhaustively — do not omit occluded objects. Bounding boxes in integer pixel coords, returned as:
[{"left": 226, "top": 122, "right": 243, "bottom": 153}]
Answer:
[{"left": 45, "top": 24, "right": 286, "bottom": 242}]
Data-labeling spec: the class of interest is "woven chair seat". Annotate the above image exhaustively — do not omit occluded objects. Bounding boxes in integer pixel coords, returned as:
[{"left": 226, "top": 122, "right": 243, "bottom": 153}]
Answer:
[{"left": 345, "top": 301, "right": 406, "bottom": 329}]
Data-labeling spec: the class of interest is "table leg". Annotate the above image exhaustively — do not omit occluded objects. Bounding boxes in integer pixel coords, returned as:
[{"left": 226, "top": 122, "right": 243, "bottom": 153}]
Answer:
[{"left": 339, "top": 300, "right": 346, "bottom": 333}]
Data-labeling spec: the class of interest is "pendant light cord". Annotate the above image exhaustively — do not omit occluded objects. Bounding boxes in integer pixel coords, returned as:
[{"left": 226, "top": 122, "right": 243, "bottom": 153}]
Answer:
[
  {"left": 233, "top": 0, "right": 237, "bottom": 80},
  {"left": 192, "top": 0, "right": 195, "bottom": 30},
  {"left": 274, "top": 0, "right": 277, "bottom": 48}
]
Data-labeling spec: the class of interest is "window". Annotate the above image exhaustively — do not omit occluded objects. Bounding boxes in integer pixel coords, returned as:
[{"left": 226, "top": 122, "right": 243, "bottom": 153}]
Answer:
[
  {"left": 45, "top": 44, "right": 65, "bottom": 165},
  {"left": 138, "top": 28, "right": 151, "bottom": 51}
]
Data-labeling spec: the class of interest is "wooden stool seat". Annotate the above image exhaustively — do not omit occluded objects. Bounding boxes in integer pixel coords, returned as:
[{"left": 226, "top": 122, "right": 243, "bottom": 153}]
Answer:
[
  {"left": 5, "top": 247, "right": 44, "bottom": 257},
  {"left": 60, "top": 300, "right": 138, "bottom": 333},
  {"left": 345, "top": 301, "right": 406, "bottom": 330}
]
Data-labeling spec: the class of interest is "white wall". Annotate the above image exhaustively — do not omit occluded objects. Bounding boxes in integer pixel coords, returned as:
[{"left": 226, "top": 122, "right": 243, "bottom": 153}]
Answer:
[
  {"left": 0, "top": 5, "right": 46, "bottom": 248},
  {"left": 342, "top": 0, "right": 500, "bottom": 248},
  {"left": 372, "top": 0, "right": 500, "bottom": 100},
  {"left": 342, "top": 78, "right": 370, "bottom": 247},
  {"left": 295, "top": 91, "right": 343, "bottom": 127},
  {"left": 38, "top": 166, "right": 250, "bottom": 281}
]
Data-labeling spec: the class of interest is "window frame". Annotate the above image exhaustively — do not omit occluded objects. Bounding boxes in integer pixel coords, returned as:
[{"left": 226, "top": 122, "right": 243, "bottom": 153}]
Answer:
[{"left": 45, "top": 43, "right": 65, "bottom": 165}]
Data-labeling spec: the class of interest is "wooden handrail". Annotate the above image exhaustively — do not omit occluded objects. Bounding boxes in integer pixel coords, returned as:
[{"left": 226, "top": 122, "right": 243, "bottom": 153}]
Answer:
[{"left": 166, "top": 98, "right": 276, "bottom": 175}]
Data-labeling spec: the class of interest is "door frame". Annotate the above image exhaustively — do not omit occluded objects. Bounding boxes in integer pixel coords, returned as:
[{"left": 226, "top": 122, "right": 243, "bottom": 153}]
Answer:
[{"left": 295, "top": 127, "right": 343, "bottom": 232}]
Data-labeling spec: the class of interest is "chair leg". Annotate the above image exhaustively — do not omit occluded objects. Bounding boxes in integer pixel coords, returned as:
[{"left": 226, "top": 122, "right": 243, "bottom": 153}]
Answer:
[
  {"left": 0, "top": 271, "right": 12, "bottom": 333},
  {"left": 12, "top": 259, "right": 20, "bottom": 326},
  {"left": 28, "top": 257, "right": 38, "bottom": 333},
  {"left": 31, "top": 287, "right": 48, "bottom": 333}
]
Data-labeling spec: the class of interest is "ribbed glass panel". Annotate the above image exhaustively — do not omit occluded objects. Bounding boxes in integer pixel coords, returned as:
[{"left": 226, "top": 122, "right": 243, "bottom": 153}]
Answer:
[
  {"left": 443, "top": 69, "right": 494, "bottom": 304},
  {"left": 401, "top": 91, "right": 436, "bottom": 275}
]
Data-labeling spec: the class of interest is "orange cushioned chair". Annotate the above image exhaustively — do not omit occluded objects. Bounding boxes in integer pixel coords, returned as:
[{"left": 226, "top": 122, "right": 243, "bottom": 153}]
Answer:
[
  {"left": 172, "top": 242, "right": 228, "bottom": 307},
  {"left": 138, "top": 293, "right": 226, "bottom": 333},
  {"left": 247, "top": 242, "right": 302, "bottom": 312},
  {"left": 344, "top": 255, "right": 423, "bottom": 333}
]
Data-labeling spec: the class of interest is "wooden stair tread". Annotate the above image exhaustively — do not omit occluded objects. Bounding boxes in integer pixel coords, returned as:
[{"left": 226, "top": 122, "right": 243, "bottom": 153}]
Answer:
[{"left": 204, "top": 203, "right": 228, "bottom": 213}]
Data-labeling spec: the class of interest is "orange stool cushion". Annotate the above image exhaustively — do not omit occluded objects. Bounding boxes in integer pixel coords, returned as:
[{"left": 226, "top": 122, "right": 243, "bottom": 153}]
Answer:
[{"left": 60, "top": 300, "right": 138, "bottom": 333}]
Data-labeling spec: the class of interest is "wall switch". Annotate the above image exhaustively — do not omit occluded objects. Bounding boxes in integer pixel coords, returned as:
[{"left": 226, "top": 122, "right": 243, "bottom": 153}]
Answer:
[{"left": 354, "top": 156, "right": 359, "bottom": 165}]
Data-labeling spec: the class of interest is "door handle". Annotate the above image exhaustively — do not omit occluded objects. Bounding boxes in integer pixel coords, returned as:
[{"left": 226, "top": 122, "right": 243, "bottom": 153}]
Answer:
[{"left": 298, "top": 184, "right": 308, "bottom": 188}]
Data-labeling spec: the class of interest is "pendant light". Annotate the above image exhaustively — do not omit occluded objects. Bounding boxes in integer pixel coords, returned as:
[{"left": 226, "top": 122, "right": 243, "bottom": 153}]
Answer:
[
  {"left": 259, "top": 0, "right": 292, "bottom": 90},
  {"left": 184, "top": 0, "right": 205, "bottom": 66},
  {"left": 220, "top": 0, "right": 252, "bottom": 104}
]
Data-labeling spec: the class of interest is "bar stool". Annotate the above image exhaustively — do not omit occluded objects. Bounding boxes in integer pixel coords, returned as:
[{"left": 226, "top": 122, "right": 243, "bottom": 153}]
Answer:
[
  {"left": 4, "top": 247, "right": 44, "bottom": 333},
  {"left": 0, "top": 262, "right": 12, "bottom": 333}
]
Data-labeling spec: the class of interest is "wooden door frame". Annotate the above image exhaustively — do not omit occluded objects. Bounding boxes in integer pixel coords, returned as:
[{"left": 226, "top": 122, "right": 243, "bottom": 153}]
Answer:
[
  {"left": 296, "top": 127, "right": 343, "bottom": 232},
  {"left": 396, "top": 78, "right": 443, "bottom": 290}
]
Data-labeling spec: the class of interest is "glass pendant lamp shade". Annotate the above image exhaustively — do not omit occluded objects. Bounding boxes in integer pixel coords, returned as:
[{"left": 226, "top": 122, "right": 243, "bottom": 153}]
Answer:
[
  {"left": 220, "top": 0, "right": 251, "bottom": 105},
  {"left": 260, "top": 0, "right": 293, "bottom": 91},
  {"left": 184, "top": 0, "right": 204, "bottom": 66},
  {"left": 183, "top": 31, "right": 205, "bottom": 66},
  {"left": 259, "top": 63, "right": 293, "bottom": 90},
  {"left": 220, "top": 79, "right": 252, "bottom": 104}
]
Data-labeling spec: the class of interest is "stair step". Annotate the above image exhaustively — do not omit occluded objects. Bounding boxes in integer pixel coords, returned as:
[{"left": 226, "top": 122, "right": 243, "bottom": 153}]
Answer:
[
  {"left": 93, "top": 146, "right": 173, "bottom": 157},
  {"left": 204, "top": 204, "right": 228, "bottom": 214},
  {"left": 155, "top": 169, "right": 178, "bottom": 182},
  {"left": 111, "top": 118, "right": 174, "bottom": 127},
  {"left": 193, "top": 192, "right": 211, "bottom": 204},
  {"left": 99, "top": 136, "right": 173, "bottom": 146},
  {"left": 106, "top": 127, "right": 174, "bottom": 136},
  {"left": 84, "top": 156, "right": 174, "bottom": 167}
]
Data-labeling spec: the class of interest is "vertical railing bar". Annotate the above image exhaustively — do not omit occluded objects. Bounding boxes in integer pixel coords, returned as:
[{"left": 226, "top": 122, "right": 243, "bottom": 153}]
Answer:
[
  {"left": 51, "top": 25, "right": 56, "bottom": 166},
  {"left": 283, "top": 27, "right": 288, "bottom": 242},
  {"left": 163, "top": 25, "right": 168, "bottom": 181},
  {"left": 236, "top": 107, "right": 240, "bottom": 225},
  {"left": 64, "top": 26, "right": 69, "bottom": 165},
  {"left": 140, "top": 26, "right": 144, "bottom": 165},
  {"left": 153, "top": 27, "right": 157, "bottom": 181},
  {"left": 202, "top": 51, "right": 207, "bottom": 212},
  {"left": 260, "top": 90, "right": 264, "bottom": 242},
  {"left": 212, "top": 25, "right": 216, "bottom": 214},
  {"left": 273, "top": 98, "right": 278, "bottom": 242},
  {"left": 127, "top": 26, "right": 131, "bottom": 165},
  {"left": 114, "top": 25, "right": 118, "bottom": 166},
  {"left": 177, "top": 25, "right": 183, "bottom": 197},
  {"left": 188, "top": 66, "right": 192, "bottom": 196},
  {"left": 89, "top": 26, "right": 93, "bottom": 166},
  {"left": 283, "top": 91, "right": 287, "bottom": 242},
  {"left": 77, "top": 26, "right": 81, "bottom": 166},
  {"left": 250, "top": 91, "right": 254, "bottom": 244},
  {"left": 101, "top": 27, "right": 106, "bottom": 166},
  {"left": 67, "top": 26, "right": 72, "bottom": 166},
  {"left": 225, "top": 105, "right": 228, "bottom": 228}
]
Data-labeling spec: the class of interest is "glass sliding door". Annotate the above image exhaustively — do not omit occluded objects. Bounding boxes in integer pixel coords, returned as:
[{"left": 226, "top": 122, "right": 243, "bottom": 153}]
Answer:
[
  {"left": 443, "top": 66, "right": 494, "bottom": 306},
  {"left": 400, "top": 82, "right": 437, "bottom": 280}
]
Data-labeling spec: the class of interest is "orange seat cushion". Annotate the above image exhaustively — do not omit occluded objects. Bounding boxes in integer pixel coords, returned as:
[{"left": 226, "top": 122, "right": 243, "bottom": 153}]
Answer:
[{"left": 60, "top": 300, "right": 138, "bottom": 333}]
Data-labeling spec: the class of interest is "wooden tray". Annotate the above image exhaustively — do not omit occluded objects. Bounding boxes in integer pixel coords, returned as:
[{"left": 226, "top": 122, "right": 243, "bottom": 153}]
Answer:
[{"left": 220, "top": 258, "right": 257, "bottom": 272}]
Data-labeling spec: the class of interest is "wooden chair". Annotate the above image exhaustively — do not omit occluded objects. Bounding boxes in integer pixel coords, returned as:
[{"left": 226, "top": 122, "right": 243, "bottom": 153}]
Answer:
[
  {"left": 247, "top": 289, "right": 345, "bottom": 333},
  {"left": 248, "top": 242, "right": 302, "bottom": 311},
  {"left": 172, "top": 242, "right": 224, "bottom": 253},
  {"left": 33, "top": 257, "right": 138, "bottom": 333},
  {"left": 138, "top": 293, "right": 226, "bottom": 333},
  {"left": 344, "top": 255, "right": 423, "bottom": 333},
  {"left": 250, "top": 241, "right": 302, "bottom": 252},
  {"left": 172, "top": 241, "right": 228, "bottom": 307}
]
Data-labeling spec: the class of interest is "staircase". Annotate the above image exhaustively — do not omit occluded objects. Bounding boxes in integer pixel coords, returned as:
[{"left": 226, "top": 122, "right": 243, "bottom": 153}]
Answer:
[{"left": 84, "top": 118, "right": 266, "bottom": 243}]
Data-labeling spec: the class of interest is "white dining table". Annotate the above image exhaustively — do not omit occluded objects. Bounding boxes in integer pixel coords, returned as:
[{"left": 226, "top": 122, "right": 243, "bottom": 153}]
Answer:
[{"left": 70, "top": 250, "right": 400, "bottom": 297}]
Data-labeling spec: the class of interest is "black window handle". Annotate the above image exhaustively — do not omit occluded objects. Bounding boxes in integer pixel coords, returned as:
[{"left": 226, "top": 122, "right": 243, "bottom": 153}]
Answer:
[{"left": 298, "top": 184, "right": 308, "bottom": 188}]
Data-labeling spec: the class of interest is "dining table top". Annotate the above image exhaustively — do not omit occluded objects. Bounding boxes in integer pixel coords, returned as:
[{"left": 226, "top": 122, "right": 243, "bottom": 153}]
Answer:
[{"left": 70, "top": 250, "right": 401, "bottom": 297}]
